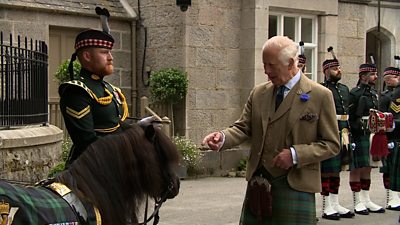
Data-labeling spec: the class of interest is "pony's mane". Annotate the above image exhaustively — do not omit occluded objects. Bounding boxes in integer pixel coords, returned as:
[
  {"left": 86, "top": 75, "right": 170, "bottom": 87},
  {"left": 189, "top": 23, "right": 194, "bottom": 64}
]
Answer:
[{"left": 55, "top": 123, "right": 179, "bottom": 225}]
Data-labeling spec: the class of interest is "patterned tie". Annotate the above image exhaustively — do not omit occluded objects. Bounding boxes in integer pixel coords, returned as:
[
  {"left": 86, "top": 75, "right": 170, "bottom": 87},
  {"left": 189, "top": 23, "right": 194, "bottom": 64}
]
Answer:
[{"left": 275, "top": 85, "right": 286, "bottom": 111}]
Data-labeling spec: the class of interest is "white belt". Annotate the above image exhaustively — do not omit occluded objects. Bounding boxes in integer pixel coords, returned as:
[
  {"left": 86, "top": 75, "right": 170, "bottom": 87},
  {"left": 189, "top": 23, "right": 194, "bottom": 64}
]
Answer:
[{"left": 336, "top": 115, "right": 349, "bottom": 121}]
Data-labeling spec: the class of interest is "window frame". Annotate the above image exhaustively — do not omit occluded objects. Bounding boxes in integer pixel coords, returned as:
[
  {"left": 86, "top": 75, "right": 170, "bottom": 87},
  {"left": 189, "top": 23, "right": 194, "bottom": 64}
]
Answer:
[{"left": 269, "top": 13, "right": 318, "bottom": 81}]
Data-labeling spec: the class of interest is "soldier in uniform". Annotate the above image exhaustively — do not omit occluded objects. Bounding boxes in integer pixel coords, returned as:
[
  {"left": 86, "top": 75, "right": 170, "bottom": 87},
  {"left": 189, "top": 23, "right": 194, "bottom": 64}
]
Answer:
[
  {"left": 59, "top": 8, "right": 129, "bottom": 166},
  {"left": 319, "top": 48, "right": 355, "bottom": 220},
  {"left": 379, "top": 66, "right": 400, "bottom": 210},
  {"left": 348, "top": 63, "right": 385, "bottom": 215}
]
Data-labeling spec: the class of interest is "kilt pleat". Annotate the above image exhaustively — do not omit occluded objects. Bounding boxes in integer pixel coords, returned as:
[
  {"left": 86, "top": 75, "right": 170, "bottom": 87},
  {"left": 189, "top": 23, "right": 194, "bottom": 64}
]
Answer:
[
  {"left": 240, "top": 176, "right": 316, "bottom": 225},
  {"left": 321, "top": 151, "right": 342, "bottom": 173},
  {"left": 380, "top": 145, "right": 395, "bottom": 174},
  {"left": 350, "top": 134, "right": 371, "bottom": 169}
]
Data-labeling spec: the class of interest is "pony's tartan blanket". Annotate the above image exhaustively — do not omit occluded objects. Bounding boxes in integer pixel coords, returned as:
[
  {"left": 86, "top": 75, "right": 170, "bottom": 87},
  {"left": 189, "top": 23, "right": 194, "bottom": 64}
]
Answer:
[{"left": 0, "top": 180, "right": 78, "bottom": 225}]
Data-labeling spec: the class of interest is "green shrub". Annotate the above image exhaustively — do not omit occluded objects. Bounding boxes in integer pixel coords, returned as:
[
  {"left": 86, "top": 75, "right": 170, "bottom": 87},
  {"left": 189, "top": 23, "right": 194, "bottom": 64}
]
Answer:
[
  {"left": 48, "top": 137, "right": 72, "bottom": 177},
  {"left": 54, "top": 60, "right": 81, "bottom": 84},
  {"left": 237, "top": 157, "right": 248, "bottom": 171},
  {"left": 149, "top": 68, "right": 188, "bottom": 104}
]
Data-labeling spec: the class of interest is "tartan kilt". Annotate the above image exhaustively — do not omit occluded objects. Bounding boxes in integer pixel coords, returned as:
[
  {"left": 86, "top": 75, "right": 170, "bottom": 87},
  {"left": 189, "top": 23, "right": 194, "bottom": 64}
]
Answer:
[
  {"left": 380, "top": 145, "right": 395, "bottom": 174},
  {"left": 321, "top": 152, "right": 342, "bottom": 173},
  {"left": 350, "top": 134, "right": 371, "bottom": 169},
  {"left": 240, "top": 176, "right": 316, "bottom": 225},
  {"left": 0, "top": 180, "right": 78, "bottom": 225},
  {"left": 390, "top": 144, "right": 400, "bottom": 191}
]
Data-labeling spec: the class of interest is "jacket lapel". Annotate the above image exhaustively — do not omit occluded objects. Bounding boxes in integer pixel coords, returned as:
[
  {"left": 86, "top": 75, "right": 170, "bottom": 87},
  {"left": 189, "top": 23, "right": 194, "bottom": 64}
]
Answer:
[
  {"left": 268, "top": 74, "right": 312, "bottom": 126},
  {"left": 284, "top": 74, "right": 312, "bottom": 136},
  {"left": 261, "top": 82, "right": 275, "bottom": 137}
]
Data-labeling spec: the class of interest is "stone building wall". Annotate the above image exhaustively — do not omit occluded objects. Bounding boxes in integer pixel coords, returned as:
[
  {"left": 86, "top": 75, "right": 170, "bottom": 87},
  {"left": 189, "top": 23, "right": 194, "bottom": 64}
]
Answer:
[{"left": 337, "top": 1, "right": 400, "bottom": 89}]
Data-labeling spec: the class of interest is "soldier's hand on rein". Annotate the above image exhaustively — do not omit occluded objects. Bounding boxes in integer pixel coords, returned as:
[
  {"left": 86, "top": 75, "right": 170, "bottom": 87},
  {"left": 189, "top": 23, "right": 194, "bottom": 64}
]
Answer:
[{"left": 272, "top": 148, "right": 294, "bottom": 170}]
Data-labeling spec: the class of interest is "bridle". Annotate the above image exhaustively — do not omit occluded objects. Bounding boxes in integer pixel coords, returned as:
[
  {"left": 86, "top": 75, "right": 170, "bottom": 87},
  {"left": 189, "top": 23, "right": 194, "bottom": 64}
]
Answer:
[{"left": 135, "top": 179, "right": 176, "bottom": 225}]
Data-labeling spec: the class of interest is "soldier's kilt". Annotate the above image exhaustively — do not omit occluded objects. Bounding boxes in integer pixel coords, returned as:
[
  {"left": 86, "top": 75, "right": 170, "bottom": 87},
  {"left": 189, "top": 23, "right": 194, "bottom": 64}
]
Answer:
[
  {"left": 0, "top": 180, "right": 78, "bottom": 224},
  {"left": 380, "top": 145, "right": 395, "bottom": 174},
  {"left": 390, "top": 144, "right": 400, "bottom": 191},
  {"left": 350, "top": 134, "right": 371, "bottom": 169},
  {"left": 321, "top": 149, "right": 343, "bottom": 173},
  {"left": 240, "top": 176, "right": 316, "bottom": 225}
]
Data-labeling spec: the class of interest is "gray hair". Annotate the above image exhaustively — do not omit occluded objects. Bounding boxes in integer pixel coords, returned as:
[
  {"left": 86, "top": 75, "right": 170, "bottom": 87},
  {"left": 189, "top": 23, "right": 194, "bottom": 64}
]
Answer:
[{"left": 262, "top": 36, "right": 298, "bottom": 67}]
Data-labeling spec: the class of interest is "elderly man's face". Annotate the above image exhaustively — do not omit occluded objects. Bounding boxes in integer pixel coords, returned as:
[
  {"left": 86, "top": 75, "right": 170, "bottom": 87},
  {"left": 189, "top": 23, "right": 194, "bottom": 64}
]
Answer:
[{"left": 262, "top": 47, "right": 293, "bottom": 86}]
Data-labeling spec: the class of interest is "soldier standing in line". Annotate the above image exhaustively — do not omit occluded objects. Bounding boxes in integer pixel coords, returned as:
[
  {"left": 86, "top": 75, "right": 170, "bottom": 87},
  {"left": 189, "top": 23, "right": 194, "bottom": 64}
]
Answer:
[
  {"left": 59, "top": 8, "right": 129, "bottom": 166},
  {"left": 348, "top": 63, "right": 385, "bottom": 215},
  {"left": 319, "top": 47, "right": 355, "bottom": 220},
  {"left": 379, "top": 63, "right": 400, "bottom": 211}
]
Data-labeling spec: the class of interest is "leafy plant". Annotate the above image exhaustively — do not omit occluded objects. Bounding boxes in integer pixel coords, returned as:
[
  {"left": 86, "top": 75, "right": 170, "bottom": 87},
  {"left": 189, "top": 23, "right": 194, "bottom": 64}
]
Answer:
[
  {"left": 173, "top": 136, "right": 203, "bottom": 170},
  {"left": 48, "top": 137, "right": 72, "bottom": 177},
  {"left": 54, "top": 59, "right": 81, "bottom": 84},
  {"left": 237, "top": 157, "right": 247, "bottom": 171},
  {"left": 149, "top": 68, "right": 188, "bottom": 104}
]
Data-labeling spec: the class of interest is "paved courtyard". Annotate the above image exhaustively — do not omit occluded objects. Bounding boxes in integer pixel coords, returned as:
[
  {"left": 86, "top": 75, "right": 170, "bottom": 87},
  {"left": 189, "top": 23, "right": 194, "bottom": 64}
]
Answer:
[{"left": 150, "top": 169, "right": 399, "bottom": 225}]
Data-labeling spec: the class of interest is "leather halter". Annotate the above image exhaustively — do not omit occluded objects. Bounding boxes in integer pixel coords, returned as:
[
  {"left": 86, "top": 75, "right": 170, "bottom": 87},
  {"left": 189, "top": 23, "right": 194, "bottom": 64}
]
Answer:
[{"left": 135, "top": 179, "right": 175, "bottom": 225}]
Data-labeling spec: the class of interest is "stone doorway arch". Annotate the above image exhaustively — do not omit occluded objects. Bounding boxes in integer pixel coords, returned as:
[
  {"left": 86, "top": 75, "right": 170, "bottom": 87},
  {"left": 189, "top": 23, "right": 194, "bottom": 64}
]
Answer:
[{"left": 366, "top": 27, "right": 396, "bottom": 93}]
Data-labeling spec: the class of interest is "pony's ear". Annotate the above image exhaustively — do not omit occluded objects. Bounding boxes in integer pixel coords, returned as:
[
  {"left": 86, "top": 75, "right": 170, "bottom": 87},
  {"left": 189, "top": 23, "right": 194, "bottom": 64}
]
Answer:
[{"left": 144, "top": 125, "right": 156, "bottom": 141}]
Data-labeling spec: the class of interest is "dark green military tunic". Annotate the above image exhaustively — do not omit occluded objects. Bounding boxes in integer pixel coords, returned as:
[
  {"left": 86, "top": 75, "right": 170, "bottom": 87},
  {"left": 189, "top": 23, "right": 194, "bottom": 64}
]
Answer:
[
  {"left": 349, "top": 83, "right": 379, "bottom": 168},
  {"left": 59, "top": 68, "right": 129, "bottom": 165},
  {"left": 378, "top": 88, "right": 394, "bottom": 174},
  {"left": 381, "top": 86, "right": 400, "bottom": 190},
  {"left": 320, "top": 81, "right": 351, "bottom": 173}
]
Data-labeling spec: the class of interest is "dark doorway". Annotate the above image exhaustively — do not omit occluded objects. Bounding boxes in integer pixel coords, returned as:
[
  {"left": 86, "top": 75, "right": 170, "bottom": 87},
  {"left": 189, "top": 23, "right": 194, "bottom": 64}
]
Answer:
[{"left": 366, "top": 27, "right": 394, "bottom": 93}]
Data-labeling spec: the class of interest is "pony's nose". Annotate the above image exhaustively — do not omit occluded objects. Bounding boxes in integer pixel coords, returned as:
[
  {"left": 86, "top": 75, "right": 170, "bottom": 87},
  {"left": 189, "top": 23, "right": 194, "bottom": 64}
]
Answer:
[{"left": 166, "top": 177, "right": 180, "bottom": 199}]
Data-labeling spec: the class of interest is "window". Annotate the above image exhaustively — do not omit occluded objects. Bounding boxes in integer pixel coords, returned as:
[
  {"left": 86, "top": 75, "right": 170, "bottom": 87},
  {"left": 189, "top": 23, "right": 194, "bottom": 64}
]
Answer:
[{"left": 268, "top": 14, "right": 318, "bottom": 81}]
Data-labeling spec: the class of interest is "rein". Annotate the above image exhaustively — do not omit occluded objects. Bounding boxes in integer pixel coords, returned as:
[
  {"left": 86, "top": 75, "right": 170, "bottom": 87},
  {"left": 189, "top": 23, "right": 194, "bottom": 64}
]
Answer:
[{"left": 135, "top": 180, "right": 175, "bottom": 225}]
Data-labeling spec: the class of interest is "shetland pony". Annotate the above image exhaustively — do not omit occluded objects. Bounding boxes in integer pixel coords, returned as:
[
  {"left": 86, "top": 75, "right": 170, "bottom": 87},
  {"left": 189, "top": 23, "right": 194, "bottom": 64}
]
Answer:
[{"left": 0, "top": 123, "right": 180, "bottom": 225}]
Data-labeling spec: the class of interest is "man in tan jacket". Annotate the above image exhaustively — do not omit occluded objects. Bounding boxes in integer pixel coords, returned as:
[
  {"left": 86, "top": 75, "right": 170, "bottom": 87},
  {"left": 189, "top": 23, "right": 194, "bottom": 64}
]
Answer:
[{"left": 203, "top": 36, "right": 340, "bottom": 225}]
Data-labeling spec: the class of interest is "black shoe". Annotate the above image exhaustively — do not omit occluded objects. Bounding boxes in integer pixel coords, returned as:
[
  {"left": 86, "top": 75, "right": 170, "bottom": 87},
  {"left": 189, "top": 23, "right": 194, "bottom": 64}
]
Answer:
[
  {"left": 368, "top": 207, "right": 385, "bottom": 213},
  {"left": 387, "top": 205, "right": 400, "bottom": 211},
  {"left": 322, "top": 213, "right": 340, "bottom": 220},
  {"left": 354, "top": 209, "right": 369, "bottom": 215},
  {"left": 339, "top": 211, "right": 355, "bottom": 218}
]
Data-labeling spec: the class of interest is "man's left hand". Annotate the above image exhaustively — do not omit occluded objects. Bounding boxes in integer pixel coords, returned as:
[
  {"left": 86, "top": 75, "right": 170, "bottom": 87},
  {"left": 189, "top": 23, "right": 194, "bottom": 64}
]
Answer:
[{"left": 272, "top": 148, "right": 294, "bottom": 170}]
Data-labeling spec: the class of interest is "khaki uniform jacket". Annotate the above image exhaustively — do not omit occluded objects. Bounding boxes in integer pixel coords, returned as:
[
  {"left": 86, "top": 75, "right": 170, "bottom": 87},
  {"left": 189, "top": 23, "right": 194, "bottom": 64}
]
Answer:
[{"left": 221, "top": 74, "right": 339, "bottom": 193}]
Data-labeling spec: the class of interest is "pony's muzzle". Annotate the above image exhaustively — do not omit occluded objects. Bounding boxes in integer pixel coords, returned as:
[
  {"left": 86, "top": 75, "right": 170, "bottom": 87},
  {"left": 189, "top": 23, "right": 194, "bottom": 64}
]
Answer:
[{"left": 166, "top": 177, "right": 180, "bottom": 199}]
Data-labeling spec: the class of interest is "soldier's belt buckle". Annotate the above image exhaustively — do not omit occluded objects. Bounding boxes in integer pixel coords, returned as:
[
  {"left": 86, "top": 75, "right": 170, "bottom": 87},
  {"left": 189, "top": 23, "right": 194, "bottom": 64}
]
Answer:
[
  {"left": 336, "top": 115, "right": 349, "bottom": 121},
  {"left": 47, "top": 182, "right": 72, "bottom": 197}
]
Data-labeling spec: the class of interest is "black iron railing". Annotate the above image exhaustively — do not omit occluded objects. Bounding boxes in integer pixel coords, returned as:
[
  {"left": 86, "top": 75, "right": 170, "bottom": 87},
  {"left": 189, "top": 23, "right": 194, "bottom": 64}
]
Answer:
[{"left": 0, "top": 31, "right": 48, "bottom": 127}]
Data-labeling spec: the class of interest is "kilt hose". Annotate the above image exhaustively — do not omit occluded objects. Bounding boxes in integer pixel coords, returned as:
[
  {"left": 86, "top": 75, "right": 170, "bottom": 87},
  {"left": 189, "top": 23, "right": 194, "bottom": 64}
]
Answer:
[
  {"left": 240, "top": 176, "right": 316, "bottom": 225},
  {"left": 390, "top": 144, "right": 400, "bottom": 191},
  {"left": 350, "top": 134, "right": 371, "bottom": 169}
]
